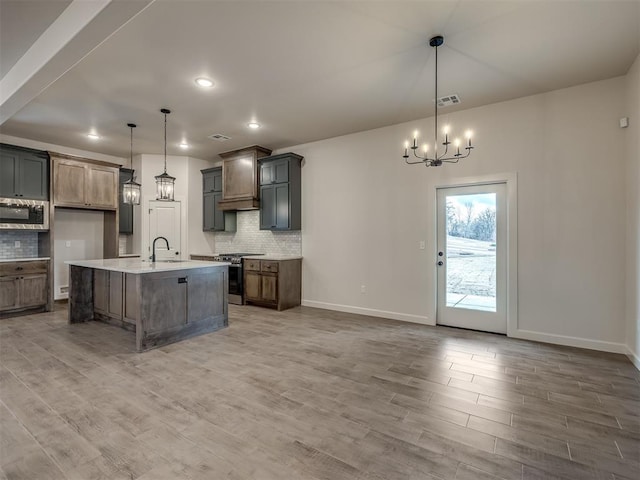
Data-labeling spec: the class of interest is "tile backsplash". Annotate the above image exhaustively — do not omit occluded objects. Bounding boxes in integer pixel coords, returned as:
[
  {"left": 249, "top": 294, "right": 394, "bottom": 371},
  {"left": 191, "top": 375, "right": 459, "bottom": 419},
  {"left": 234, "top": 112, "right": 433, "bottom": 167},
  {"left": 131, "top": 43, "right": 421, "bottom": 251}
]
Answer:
[
  {"left": 214, "top": 210, "right": 301, "bottom": 255},
  {"left": 0, "top": 231, "right": 39, "bottom": 258}
]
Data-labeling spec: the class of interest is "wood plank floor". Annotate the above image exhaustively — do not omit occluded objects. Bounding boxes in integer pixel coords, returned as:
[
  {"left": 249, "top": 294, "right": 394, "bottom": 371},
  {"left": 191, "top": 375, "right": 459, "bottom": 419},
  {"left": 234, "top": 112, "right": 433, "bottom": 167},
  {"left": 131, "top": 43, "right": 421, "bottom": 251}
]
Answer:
[{"left": 1, "top": 303, "right": 639, "bottom": 480}]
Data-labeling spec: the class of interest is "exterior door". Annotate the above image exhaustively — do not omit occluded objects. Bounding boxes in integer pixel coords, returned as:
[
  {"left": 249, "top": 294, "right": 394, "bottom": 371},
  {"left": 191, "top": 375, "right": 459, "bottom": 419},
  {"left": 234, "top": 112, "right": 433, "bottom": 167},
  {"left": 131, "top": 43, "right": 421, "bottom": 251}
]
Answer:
[
  {"left": 436, "top": 183, "right": 507, "bottom": 334},
  {"left": 148, "top": 200, "right": 181, "bottom": 261}
]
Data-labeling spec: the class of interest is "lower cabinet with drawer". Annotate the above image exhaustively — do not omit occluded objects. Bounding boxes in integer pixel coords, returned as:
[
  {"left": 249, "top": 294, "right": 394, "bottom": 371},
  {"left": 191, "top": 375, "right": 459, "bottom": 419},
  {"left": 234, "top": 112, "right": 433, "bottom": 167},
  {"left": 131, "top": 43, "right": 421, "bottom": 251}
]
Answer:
[
  {"left": 243, "top": 258, "right": 301, "bottom": 311},
  {"left": 0, "top": 260, "right": 49, "bottom": 316}
]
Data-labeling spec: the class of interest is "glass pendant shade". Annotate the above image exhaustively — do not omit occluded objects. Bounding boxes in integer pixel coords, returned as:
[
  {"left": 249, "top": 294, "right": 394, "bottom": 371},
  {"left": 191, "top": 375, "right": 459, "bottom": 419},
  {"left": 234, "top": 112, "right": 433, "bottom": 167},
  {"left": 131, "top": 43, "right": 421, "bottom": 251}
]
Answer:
[
  {"left": 122, "top": 175, "right": 141, "bottom": 205},
  {"left": 155, "top": 171, "right": 175, "bottom": 201}
]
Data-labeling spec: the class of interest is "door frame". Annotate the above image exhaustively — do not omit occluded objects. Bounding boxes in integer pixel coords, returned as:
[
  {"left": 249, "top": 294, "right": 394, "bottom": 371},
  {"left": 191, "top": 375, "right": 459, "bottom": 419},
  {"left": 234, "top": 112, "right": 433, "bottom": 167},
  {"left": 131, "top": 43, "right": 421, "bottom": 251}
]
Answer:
[{"left": 429, "top": 173, "right": 518, "bottom": 337}]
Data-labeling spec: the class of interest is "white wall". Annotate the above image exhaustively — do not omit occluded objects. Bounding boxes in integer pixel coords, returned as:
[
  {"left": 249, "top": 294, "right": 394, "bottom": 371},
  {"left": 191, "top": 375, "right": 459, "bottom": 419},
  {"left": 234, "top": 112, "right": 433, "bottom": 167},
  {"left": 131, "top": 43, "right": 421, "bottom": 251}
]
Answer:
[
  {"left": 288, "top": 75, "right": 630, "bottom": 352},
  {"left": 53, "top": 209, "right": 104, "bottom": 299},
  {"left": 136, "top": 154, "right": 189, "bottom": 259},
  {"left": 625, "top": 55, "right": 640, "bottom": 367},
  {"left": 133, "top": 153, "right": 216, "bottom": 258}
]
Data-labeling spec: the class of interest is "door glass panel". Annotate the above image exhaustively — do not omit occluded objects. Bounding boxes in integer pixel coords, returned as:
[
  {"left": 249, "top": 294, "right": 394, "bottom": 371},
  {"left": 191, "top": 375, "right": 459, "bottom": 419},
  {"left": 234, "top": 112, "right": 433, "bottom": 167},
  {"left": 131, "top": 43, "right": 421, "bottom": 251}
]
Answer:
[{"left": 445, "top": 193, "right": 497, "bottom": 312}]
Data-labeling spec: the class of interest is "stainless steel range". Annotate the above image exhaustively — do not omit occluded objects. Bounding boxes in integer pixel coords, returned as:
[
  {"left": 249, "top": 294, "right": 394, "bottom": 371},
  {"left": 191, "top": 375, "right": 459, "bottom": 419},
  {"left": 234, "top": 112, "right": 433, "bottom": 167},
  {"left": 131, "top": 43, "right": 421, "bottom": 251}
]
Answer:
[{"left": 212, "top": 253, "right": 263, "bottom": 305}]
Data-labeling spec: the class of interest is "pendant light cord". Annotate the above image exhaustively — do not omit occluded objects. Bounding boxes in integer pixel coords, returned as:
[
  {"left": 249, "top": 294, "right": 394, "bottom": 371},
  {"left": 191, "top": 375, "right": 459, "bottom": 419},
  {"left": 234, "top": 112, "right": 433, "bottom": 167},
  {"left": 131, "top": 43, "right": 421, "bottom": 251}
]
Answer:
[
  {"left": 127, "top": 123, "right": 136, "bottom": 181},
  {"left": 163, "top": 112, "right": 167, "bottom": 174},
  {"left": 434, "top": 42, "right": 438, "bottom": 158},
  {"left": 130, "top": 126, "right": 133, "bottom": 170}
]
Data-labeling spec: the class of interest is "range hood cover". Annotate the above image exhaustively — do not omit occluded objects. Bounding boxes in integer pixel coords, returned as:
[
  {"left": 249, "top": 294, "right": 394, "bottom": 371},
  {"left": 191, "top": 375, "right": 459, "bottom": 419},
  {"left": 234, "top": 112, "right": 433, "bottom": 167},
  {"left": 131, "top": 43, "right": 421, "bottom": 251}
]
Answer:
[{"left": 218, "top": 145, "right": 272, "bottom": 211}]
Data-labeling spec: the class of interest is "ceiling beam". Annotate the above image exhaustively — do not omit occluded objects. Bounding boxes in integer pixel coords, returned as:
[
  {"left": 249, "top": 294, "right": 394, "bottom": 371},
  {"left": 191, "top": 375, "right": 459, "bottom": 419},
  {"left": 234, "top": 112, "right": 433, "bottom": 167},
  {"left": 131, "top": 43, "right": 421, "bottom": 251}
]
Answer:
[{"left": 0, "top": 0, "right": 154, "bottom": 125}]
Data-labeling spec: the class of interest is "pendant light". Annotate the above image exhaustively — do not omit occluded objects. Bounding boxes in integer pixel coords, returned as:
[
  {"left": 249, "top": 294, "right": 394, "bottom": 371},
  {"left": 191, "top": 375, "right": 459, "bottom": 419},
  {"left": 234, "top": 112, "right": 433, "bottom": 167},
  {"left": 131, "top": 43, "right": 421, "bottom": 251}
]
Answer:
[
  {"left": 402, "top": 35, "right": 474, "bottom": 167},
  {"left": 122, "top": 123, "right": 141, "bottom": 205},
  {"left": 155, "top": 108, "right": 176, "bottom": 201}
]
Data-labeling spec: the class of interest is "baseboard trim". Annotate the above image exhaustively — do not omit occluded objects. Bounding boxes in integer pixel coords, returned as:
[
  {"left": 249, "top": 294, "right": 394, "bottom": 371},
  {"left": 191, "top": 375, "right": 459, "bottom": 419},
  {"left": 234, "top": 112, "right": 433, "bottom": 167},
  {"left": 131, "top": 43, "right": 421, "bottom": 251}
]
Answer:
[
  {"left": 626, "top": 346, "right": 640, "bottom": 371},
  {"left": 301, "top": 300, "right": 432, "bottom": 325},
  {"left": 513, "top": 329, "right": 627, "bottom": 354}
]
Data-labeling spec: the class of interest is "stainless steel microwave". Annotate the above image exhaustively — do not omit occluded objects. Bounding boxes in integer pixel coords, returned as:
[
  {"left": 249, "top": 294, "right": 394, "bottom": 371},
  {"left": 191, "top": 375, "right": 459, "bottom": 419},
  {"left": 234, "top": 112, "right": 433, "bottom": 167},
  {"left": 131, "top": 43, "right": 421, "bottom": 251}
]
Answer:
[{"left": 0, "top": 197, "right": 49, "bottom": 230}]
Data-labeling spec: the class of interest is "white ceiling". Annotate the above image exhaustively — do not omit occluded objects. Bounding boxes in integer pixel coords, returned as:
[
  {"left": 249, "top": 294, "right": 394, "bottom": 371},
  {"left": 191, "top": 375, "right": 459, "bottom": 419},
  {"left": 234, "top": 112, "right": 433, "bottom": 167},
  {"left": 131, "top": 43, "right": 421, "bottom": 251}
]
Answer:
[{"left": 1, "top": 0, "right": 638, "bottom": 161}]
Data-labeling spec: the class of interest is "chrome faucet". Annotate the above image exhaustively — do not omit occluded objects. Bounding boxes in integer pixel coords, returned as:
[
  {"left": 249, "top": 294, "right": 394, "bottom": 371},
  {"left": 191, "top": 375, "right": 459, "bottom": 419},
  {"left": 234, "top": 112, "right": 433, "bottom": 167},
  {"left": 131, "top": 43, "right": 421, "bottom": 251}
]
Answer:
[{"left": 151, "top": 236, "right": 170, "bottom": 263}]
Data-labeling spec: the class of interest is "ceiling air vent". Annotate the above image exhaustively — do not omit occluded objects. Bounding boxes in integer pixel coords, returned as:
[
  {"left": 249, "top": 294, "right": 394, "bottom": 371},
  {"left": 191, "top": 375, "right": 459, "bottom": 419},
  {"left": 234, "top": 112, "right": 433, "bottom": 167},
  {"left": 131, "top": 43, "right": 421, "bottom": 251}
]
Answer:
[
  {"left": 208, "top": 133, "right": 231, "bottom": 142},
  {"left": 437, "top": 94, "right": 461, "bottom": 107}
]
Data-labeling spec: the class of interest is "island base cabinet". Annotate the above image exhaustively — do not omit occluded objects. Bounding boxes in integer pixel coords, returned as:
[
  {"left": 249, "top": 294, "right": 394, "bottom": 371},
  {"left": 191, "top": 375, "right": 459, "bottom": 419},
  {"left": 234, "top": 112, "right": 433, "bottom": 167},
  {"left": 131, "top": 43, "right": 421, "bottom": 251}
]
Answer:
[
  {"left": 137, "top": 267, "right": 227, "bottom": 352},
  {"left": 68, "top": 265, "right": 228, "bottom": 352}
]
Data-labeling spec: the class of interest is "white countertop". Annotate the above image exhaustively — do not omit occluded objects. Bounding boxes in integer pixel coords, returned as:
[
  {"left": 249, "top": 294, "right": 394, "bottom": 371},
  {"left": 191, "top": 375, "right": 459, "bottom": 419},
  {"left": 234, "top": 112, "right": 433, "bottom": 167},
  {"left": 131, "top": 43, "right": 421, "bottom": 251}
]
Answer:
[
  {"left": 0, "top": 257, "right": 50, "bottom": 263},
  {"left": 190, "top": 253, "right": 303, "bottom": 261},
  {"left": 66, "top": 258, "right": 230, "bottom": 274}
]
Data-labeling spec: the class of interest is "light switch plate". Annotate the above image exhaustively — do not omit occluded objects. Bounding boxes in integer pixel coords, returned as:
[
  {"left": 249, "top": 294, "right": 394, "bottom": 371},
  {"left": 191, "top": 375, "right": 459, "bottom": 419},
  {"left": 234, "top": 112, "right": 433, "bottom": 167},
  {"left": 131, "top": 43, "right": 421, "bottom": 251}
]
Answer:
[
  {"left": 65, "top": 241, "right": 71, "bottom": 248},
  {"left": 14, "top": 241, "right": 20, "bottom": 248}
]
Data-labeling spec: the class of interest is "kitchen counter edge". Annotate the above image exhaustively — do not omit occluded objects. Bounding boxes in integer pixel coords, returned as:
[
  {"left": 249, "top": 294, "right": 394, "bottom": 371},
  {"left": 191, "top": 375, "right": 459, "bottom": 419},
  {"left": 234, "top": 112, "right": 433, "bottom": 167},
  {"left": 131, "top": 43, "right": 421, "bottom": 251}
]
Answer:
[
  {"left": 0, "top": 257, "right": 51, "bottom": 263},
  {"left": 65, "top": 258, "right": 231, "bottom": 274}
]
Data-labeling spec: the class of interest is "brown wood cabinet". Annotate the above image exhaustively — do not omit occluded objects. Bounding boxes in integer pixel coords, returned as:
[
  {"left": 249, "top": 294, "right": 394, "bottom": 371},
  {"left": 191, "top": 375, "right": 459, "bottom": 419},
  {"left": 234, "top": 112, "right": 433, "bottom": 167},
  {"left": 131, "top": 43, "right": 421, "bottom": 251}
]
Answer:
[
  {"left": 52, "top": 155, "right": 118, "bottom": 210},
  {"left": 243, "top": 258, "right": 301, "bottom": 311},
  {"left": 0, "top": 260, "right": 49, "bottom": 315},
  {"left": 218, "top": 145, "right": 272, "bottom": 211}
]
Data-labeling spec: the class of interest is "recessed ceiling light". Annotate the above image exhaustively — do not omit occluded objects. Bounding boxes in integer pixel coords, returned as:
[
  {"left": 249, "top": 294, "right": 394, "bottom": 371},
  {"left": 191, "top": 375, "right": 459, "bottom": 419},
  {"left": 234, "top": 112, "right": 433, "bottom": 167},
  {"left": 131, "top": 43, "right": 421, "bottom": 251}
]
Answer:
[
  {"left": 179, "top": 142, "right": 189, "bottom": 149},
  {"left": 247, "top": 122, "right": 261, "bottom": 129},
  {"left": 87, "top": 133, "right": 100, "bottom": 140},
  {"left": 195, "top": 77, "right": 214, "bottom": 88}
]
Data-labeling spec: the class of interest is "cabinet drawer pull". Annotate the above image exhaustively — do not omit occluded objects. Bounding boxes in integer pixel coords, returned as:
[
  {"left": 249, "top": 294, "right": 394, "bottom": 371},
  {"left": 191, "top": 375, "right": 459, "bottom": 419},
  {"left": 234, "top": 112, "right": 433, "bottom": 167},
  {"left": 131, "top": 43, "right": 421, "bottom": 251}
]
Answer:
[
  {"left": 178, "top": 277, "right": 188, "bottom": 284},
  {"left": 16, "top": 267, "right": 23, "bottom": 271}
]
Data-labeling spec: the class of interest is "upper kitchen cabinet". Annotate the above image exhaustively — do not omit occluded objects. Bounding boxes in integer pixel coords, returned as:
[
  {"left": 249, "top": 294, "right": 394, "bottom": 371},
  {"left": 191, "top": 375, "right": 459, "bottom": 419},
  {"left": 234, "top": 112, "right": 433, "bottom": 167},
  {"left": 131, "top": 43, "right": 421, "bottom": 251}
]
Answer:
[
  {"left": 119, "top": 168, "right": 134, "bottom": 234},
  {"left": 202, "top": 167, "right": 236, "bottom": 232},
  {"left": 259, "top": 153, "right": 303, "bottom": 231},
  {"left": 0, "top": 144, "right": 49, "bottom": 200},
  {"left": 218, "top": 145, "right": 272, "bottom": 211},
  {"left": 51, "top": 154, "right": 118, "bottom": 210}
]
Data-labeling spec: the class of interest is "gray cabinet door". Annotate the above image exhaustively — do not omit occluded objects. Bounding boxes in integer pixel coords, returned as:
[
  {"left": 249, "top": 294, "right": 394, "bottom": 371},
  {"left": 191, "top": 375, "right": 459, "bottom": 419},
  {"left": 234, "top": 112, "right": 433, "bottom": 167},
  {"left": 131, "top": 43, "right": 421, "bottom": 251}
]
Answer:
[
  {"left": 260, "top": 158, "right": 289, "bottom": 185},
  {"left": 260, "top": 183, "right": 290, "bottom": 230},
  {"left": 18, "top": 153, "right": 48, "bottom": 200},
  {"left": 119, "top": 169, "right": 134, "bottom": 234},
  {"left": 203, "top": 169, "right": 235, "bottom": 232},
  {"left": 0, "top": 150, "right": 18, "bottom": 197},
  {"left": 0, "top": 146, "right": 48, "bottom": 200},
  {"left": 203, "top": 171, "right": 217, "bottom": 193},
  {"left": 203, "top": 191, "right": 216, "bottom": 231},
  {"left": 203, "top": 192, "right": 226, "bottom": 231},
  {"left": 213, "top": 192, "right": 225, "bottom": 231}
]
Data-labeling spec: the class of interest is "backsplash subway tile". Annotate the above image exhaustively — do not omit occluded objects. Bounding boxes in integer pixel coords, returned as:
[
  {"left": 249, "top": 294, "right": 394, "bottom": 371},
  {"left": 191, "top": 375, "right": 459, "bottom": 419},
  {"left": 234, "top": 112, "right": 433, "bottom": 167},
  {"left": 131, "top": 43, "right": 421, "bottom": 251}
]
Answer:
[
  {"left": 0, "top": 231, "right": 39, "bottom": 259},
  {"left": 214, "top": 210, "right": 301, "bottom": 255}
]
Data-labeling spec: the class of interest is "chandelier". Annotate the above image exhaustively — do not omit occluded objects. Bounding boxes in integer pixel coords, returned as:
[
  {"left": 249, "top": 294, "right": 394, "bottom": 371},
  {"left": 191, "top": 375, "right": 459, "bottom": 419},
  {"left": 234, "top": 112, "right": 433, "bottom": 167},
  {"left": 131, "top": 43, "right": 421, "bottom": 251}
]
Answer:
[
  {"left": 122, "top": 123, "right": 141, "bottom": 205},
  {"left": 403, "top": 35, "right": 474, "bottom": 167},
  {"left": 155, "top": 108, "right": 176, "bottom": 201}
]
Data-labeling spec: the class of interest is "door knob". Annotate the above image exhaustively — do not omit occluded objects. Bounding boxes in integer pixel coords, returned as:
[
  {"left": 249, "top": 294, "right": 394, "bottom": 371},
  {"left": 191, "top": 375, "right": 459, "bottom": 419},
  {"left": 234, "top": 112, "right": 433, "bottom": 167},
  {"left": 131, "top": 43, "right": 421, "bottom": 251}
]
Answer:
[
  {"left": 438, "top": 261, "right": 443, "bottom": 266},
  {"left": 438, "top": 251, "right": 444, "bottom": 257}
]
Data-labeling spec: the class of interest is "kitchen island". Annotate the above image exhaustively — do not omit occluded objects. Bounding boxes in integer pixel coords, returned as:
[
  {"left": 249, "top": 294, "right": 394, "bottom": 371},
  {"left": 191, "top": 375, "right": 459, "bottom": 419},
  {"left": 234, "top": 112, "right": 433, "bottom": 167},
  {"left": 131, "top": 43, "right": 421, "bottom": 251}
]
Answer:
[{"left": 66, "top": 258, "right": 230, "bottom": 352}]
